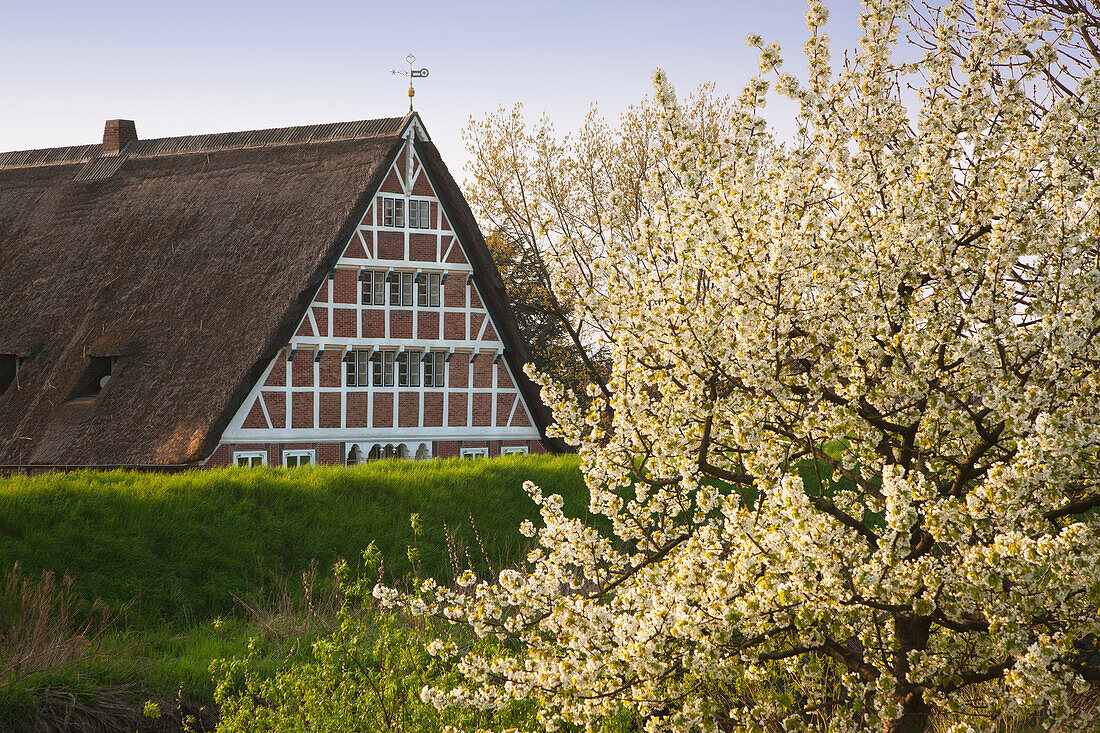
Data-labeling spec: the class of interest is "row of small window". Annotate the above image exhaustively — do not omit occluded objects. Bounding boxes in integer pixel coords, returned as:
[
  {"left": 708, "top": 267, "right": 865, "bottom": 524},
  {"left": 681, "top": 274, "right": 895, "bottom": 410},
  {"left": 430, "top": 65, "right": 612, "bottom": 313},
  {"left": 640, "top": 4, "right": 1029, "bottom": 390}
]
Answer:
[
  {"left": 360, "top": 270, "right": 442, "bottom": 307},
  {"left": 236, "top": 449, "right": 316, "bottom": 468},
  {"left": 345, "top": 349, "right": 446, "bottom": 388},
  {"left": 234, "top": 444, "right": 528, "bottom": 467},
  {"left": 381, "top": 197, "right": 432, "bottom": 229}
]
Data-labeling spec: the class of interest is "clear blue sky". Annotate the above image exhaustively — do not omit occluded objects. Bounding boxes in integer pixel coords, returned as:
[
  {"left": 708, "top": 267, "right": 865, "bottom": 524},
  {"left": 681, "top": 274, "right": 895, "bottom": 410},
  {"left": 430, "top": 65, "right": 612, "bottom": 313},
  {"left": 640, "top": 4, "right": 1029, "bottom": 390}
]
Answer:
[{"left": 1, "top": 0, "right": 867, "bottom": 174}]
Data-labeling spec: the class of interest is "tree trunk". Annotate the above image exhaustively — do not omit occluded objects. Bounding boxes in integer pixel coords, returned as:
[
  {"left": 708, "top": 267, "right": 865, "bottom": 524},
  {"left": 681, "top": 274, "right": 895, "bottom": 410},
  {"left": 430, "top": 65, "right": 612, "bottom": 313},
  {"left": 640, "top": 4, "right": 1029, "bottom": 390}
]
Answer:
[{"left": 886, "top": 615, "right": 933, "bottom": 733}]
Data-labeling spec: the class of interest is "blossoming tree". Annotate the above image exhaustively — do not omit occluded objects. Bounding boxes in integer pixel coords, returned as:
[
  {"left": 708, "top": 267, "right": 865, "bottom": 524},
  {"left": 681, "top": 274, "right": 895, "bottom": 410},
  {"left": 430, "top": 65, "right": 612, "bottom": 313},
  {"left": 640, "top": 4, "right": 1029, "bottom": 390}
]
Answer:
[{"left": 379, "top": 0, "right": 1100, "bottom": 730}]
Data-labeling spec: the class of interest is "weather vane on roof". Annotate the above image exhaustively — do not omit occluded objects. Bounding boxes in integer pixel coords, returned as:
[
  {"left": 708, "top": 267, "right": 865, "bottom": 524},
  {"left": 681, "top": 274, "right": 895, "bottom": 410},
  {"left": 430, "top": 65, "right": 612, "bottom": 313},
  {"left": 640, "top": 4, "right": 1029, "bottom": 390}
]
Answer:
[{"left": 392, "top": 54, "right": 429, "bottom": 113}]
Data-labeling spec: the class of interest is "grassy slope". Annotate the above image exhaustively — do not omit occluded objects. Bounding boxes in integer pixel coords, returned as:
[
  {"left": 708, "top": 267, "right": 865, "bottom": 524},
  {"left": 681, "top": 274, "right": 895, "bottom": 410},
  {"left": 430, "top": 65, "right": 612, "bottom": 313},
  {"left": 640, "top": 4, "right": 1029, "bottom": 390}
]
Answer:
[{"left": 0, "top": 455, "right": 585, "bottom": 628}]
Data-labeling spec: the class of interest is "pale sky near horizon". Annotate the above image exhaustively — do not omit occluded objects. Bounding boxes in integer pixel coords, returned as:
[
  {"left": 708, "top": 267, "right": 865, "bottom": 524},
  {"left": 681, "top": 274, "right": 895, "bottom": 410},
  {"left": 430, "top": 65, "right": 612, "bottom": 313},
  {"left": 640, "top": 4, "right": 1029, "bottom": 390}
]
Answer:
[{"left": 1, "top": 0, "right": 869, "bottom": 177}]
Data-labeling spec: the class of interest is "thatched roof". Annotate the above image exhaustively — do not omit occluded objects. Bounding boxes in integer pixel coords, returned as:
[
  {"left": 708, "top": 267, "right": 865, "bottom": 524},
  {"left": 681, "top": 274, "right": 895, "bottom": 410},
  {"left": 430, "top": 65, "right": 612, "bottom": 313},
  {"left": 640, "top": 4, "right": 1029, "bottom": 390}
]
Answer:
[{"left": 0, "top": 114, "right": 553, "bottom": 466}]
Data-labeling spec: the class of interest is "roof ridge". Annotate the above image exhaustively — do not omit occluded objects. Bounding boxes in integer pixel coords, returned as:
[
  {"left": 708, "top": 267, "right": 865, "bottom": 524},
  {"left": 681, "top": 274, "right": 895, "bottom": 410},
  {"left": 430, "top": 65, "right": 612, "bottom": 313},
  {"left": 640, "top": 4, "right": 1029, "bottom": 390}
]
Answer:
[{"left": 0, "top": 115, "right": 411, "bottom": 171}]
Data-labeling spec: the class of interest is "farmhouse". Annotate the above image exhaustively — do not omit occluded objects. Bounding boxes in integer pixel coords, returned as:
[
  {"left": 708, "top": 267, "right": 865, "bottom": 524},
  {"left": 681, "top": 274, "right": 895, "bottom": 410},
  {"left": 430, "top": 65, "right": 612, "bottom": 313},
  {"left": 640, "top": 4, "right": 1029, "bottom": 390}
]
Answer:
[{"left": 0, "top": 113, "right": 554, "bottom": 469}]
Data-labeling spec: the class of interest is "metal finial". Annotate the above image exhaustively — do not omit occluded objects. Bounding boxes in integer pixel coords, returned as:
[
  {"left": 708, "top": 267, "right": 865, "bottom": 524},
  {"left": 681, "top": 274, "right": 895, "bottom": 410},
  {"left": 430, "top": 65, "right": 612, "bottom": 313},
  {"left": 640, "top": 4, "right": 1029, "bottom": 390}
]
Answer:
[{"left": 391, "top": 54, "right": 429, "bottom": 112}]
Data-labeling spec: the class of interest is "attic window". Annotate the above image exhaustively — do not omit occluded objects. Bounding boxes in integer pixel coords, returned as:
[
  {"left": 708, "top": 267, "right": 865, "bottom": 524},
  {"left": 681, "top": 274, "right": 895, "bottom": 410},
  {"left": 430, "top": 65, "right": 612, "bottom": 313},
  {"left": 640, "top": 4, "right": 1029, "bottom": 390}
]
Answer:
[
  {"left": 0, "top": 355, "right": 20, "bottom": 395},
  {"left": 382, "top": 197, "right": 405, "bottom": 227},
  {"left": 71, "top": 356, "right": 114, "bottom": 398}
]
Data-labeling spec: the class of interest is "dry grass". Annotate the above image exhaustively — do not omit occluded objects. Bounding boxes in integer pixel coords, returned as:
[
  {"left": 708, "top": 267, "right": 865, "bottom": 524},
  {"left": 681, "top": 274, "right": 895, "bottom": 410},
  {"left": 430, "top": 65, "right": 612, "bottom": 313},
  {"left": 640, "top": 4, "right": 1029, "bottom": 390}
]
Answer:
[
  {"left": 230, "top": 559, "right": 344, "bottom": 640},
  {"left": 0, "top": 563, "right": 117, "bottom": 683}
]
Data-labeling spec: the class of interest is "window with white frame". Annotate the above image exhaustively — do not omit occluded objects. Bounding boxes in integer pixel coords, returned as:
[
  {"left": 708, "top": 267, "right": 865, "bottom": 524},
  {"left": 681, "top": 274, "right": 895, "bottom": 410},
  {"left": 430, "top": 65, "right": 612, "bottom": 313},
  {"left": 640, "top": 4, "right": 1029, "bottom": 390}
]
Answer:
[
  {"left": 382, "top": 197, "right": 404, "bottom": 227},
  {"left": 389, "top": 272, "right": 414, "bottom": 306},
  {"left": 408, "top": 199, "right": 431, "bottom": 229},
  {"left": 423, "top": 351, "right": 446, "bottom": 387},
  {"left": 398, "top": 351, "right": 421, "bottom": 387},
  {"left": 459, "top": 447, "right": 489, "bottom": 460},
  {"left": 417, "top": 273, "right": 441, "bottom": 307},
  {"left": 361, "top": 270, "right": 386, "bottom": 305},
  {"left": 346, "top": 350, "right": 371, "bottom": 387},
  {"left": 501, "top": 446, "right": 529, "bottom": 455},
  {"left": 283, "top": 450, "right": 315, "bottom": 468},
  {"left": 234, "top": 450, "right": 267, "bottom": 467},
  {"left": 372, "top": 350, "right": 395, "bottom": 387}
]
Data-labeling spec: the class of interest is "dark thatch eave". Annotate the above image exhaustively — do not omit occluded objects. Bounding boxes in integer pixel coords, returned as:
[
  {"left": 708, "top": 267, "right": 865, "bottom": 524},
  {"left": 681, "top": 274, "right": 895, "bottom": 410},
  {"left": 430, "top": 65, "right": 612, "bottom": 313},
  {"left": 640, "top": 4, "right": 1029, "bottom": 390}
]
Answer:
[
  {"left": 0, "top": 119, "right": 408, "bottom": 466},
  {"left": 414, "top": 139, "right": 564, "bottom": 452}
]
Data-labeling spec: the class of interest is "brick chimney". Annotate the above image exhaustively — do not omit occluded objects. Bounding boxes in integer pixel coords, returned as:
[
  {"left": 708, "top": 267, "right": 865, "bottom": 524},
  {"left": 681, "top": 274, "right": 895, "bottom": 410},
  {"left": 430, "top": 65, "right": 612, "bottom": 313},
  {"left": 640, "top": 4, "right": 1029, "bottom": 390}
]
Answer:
[{"left": 102, "top": 119, "right": 138, "bottom": 154}]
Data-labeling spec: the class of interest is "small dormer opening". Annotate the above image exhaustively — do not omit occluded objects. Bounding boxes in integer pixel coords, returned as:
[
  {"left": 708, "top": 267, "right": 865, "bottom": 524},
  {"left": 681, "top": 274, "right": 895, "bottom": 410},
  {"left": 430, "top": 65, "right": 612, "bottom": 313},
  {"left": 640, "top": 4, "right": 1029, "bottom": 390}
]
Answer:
[
  {"left": 0, "top": 355, "right": 19, "bottom": 396},
  {"left": 71, "top": 356, "right": 114, "bottom": 399}
]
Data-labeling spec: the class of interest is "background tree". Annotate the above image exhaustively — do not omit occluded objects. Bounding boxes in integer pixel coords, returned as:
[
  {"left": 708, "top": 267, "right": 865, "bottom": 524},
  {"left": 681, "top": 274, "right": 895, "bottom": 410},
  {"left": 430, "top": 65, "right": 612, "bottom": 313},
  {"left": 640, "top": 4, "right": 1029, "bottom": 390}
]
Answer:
[
  {"left": 464, "top": 91, "right": 739, "bottom": 408},
  {"left": 384, "top": 1, "right": 1100, "bottom": 731}
]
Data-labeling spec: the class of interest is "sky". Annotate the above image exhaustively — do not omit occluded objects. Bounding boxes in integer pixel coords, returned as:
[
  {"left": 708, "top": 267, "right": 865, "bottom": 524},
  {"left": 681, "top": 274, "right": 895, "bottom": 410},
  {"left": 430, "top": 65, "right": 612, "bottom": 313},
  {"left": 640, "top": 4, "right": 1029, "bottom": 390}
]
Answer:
[{"left": 0, "top": 0, "right": 869, "bottom": 177}]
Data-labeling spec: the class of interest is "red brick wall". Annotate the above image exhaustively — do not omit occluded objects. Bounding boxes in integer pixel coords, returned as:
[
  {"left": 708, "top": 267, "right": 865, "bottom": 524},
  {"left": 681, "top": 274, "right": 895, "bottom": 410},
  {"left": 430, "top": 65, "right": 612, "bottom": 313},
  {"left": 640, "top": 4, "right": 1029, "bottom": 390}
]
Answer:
[
  {"left": 372, "top": 392, "right": 393, "bottom": 428},
  {"left": 412, "top": 170, "right": 433, "bottom": 196},
  {"left": 334, "top": 309, "right": 356, "bottom": 338},
  {"left": 473, "top": 356, "right": 493, "bottom": 388},
  {"left": 312, "top": 307, "right": 329, "bottom": 338},
  {"left": 242, "top": 399, "right": 267, "bottom": 428},
  {"left": 377, "top": 231, "right": 403, "bottom": 260},
  {"left": 345, "top": 231, "right": 367, "bottom": 258},
  {"left": 346, "top": 392, "right": 368, "bottom": 427},
  {"left": 496, "top": 393, "right": 516, "bottom": 427},
  {"left": 496, "top": 364, "right": 514, "bottom": 389},
  {"left": 443, "top": 281, "right": 465, "bottom": 307},
  {"left": 319, "top": 392, "right": 341, "bottom": 428},
  {"left": 448, "top": 393, "right": 468, "bottom": 426},
  {"left": 398, "top": 392, "right": 419, "bottom": 428},
  {"left": 445, "top": 240, "right": 467, "bottom": 264},
  {"left": 362, "top": 310, "right": 385, "bottom": 338},
  {"left": 292, "top": 392, "right": 314, "bottom": 429},
  {"left": 265, "top": 391, "right": 286, "bottom": 428},
  {"left": 319, "top": 352, "right": 342, "bottom": 388},
  {"left": 472, "top": 393, "right": 492, "bottom": 427},
  {"left": 205, "top": 444, "right": 230, "bottom": 466},
  {"left": 409, "top": 234, "right": 435, "bottom": 262},
  {"left": 264, "top": 354, "right": 287, "bottom": 387},
  {"left": 333, "top": 270, "right": 356, "bottom": 303},
  {"left": 449, "top": 358, "right": 469, "bottom": 388},
  {"left": 292, "top": 357, "right": 314, "bottom": 387},
  {"left": 318, "top": 443, "right": 341, "bottom": 466},
  {"left": 423, "top": 393, "right": 443, "bottom": 427},
  {"left": 469, "top": 313, "right": 485, "bottom": 339},
  {"left": 389, "top": 310, "right": 413, "bottom": 339},
  {"left": 470, "top": 289, "right": 483, "bottom": 308},
  {"left": 444, "top": 312, "right": 465, "bottom": 340},
  {"left": 417, "top": 311, "right": 439, "bottom": 339}
]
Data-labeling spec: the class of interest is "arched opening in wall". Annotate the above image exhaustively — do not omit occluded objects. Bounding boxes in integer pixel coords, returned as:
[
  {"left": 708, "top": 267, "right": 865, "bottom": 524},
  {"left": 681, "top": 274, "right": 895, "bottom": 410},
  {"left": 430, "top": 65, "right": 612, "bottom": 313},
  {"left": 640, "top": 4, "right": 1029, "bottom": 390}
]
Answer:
[
  {"left": 395, "top": 444, "right": 409, "bottom": 460},
  {"left": 346, "top": 445, "right": 362, "bottom": 466},
  {"left": 368, "top": 444, "right": 382, "bottom": 461},
  {"left": 383, "top": 444, "right": 396, "bottom": 459},
  {"left": 415, "top": 443, "right": 431, "bottom": 460}
]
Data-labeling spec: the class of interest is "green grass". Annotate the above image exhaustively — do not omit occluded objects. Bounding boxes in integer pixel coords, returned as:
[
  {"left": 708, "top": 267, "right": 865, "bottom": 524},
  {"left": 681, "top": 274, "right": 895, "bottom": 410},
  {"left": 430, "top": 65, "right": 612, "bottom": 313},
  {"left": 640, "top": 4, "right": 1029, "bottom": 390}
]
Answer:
[{"left": 0, "top": 455, "right": 585, "bottom": 629}]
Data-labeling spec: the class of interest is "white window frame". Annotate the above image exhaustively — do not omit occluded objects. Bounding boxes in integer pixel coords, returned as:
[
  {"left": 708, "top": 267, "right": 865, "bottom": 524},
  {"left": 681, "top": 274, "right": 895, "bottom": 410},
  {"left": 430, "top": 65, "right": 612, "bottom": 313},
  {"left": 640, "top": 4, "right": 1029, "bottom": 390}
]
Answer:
[
  {"left": 382, "top": 197, "right": 405, "bottom": 227},
  {"left": 460, "top": 447, "right": 489, "bottom": 460},
  {"left": 346, "top": 350, "right": 371, "bottom": 387},
  {"left": 398, "top": 351, "right": 421, "bottom": 387},
  {"left": 409, "top": 199, "right": 431, "bottom": 229},
  {"left": 283, "top": 449, "right": 315, "bottom": 468},
  {"left": 423, "top": 351, "right": 446, "bottom": 387},
  {"left": 233, "top": 450, "right": 267, "bottom": 467},
  {"left": 361, "top": 270, "right": 386, "bottom": 305},
  {"left": 417, "top": 273, "right": 441, "bottom": 307},
  {"left": 372, "top": 350, "right": 396, "bottom": 387},
  {"left": 390, "top": 272, "right": 414, "bottom": 306},
  {"left": 501, "top": 446, "right": 529, "bottom": 455}
]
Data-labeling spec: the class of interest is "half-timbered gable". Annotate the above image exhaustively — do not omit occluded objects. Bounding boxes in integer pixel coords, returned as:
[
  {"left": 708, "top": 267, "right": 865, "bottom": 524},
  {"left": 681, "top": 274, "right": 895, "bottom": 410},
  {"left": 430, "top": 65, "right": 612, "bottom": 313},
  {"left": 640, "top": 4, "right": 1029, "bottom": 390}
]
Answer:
[
  {"left": 0, "top": 113, "right": 554, "bottom": 469},
  {"left": 213, "top": 122, "right": 544, "bottom": 465}
]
